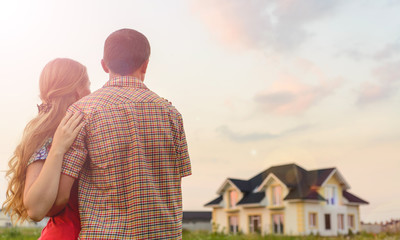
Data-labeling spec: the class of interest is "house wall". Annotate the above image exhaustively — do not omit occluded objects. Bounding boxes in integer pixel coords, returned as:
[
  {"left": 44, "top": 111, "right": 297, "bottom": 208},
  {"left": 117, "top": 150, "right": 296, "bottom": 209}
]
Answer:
[
  {"left": 347, "top": 205, "right": 360, "bottom": 233},
  {"left": 212, "top": 208, "right": 227, "bottom": 233},
  {"left": 211, "top": 201, "right": 362, "bottom": 236},
  {"left": 285, "top": 202, "right": 300, "bottom": 235},
  {"left": 303, "top": 202, "right": 321, "bottom": 235},
  {"left": 240, "top": 207, "right": 269, "bottom": 234}
]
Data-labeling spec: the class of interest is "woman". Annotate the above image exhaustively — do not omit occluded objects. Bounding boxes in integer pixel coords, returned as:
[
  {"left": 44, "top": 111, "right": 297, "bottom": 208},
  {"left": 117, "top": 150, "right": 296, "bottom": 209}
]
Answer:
[{"left": 2, "top": 58, "right": 91, "bottom": 239}]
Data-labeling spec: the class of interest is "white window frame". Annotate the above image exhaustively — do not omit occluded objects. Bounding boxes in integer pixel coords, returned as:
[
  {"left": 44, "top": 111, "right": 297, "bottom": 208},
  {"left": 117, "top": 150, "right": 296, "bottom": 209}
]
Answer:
[
  {"left": 348, "top": 214, "right": 355, "bottom": 229},
  {"left": 325, "top": 185, "right": 337, "bottom": 205},
  {"left": 338, "top": 214, "right": 345, "bottom": 230},
  {"left": 249, "top": 215, "right": 261, "bottom": 233},
  {"left": 309, "top": 212, "right": 317, "bottom": 228},
  {"left": 228, "top": 215, "right": 239, "bottom": 234},
  {"left": 271, "top": 185, "right": 282, "bottom": 206}
]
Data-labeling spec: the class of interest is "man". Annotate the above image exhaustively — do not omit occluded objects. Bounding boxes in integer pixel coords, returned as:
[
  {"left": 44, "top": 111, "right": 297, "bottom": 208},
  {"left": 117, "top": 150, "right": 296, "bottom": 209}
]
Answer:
[{"left": 55, "top": 29, "right": 191, "bottom": 239}]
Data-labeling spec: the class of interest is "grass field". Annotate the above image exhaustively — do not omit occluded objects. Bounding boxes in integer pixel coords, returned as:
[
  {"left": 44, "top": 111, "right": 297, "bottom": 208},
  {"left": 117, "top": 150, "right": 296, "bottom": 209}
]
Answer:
[
  {"left": 182, "top": 230, "right": 400, "bottom": 240},
  {"left": 1, "top": 228, "right": 399, "bottom": 239}
]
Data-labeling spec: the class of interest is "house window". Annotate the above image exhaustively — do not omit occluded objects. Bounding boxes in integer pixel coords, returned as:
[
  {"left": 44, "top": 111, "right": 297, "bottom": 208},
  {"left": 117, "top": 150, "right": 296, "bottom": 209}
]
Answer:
[
  {"left": 338, "top": 214, "right": 344, "bottom": 230},
  {"left": 228, "top": 215, "right": 239, "bottom": 234},
  {"left": 249, "top": 215, "right": 261, "bottom": 234},
  {"left": 325, "top": 186, "right": 337, "bottom": 205},
  {"left": 272, "top": 185, "right": 282, "bottom": 206},
  {"left": 324, "top": 214, "right": 331, "bottom": 230},
  {"left": 272, "top": 214, "right": 284, "bottom": 234},
  {"left": 229, "top": 190, "right": 238, "bottom": 208},
  {"left": 348, "top": 214, "right": 355, "bottom": 229},
  {"left": 309, "top": 213, "right": 317, "bottom": 228}
]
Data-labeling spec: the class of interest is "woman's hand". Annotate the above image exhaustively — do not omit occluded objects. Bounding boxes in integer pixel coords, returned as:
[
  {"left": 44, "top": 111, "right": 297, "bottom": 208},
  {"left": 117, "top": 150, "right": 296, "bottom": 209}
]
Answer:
[{"left": 51, "top": 112, "right": 85, "bottom": 155}]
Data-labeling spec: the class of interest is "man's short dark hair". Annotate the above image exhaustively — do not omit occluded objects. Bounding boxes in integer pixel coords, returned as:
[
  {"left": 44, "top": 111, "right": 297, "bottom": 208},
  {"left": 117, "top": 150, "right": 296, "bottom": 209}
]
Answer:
[{"left": 103, "top": 29, "right": 151, "bottom": 76}]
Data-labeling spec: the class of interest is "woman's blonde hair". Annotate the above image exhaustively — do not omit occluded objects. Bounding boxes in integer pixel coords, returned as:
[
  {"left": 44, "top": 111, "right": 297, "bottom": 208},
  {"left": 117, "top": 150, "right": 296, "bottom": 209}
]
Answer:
[{"left": 2, "top": 58, "right": 89, "bottom": 223}]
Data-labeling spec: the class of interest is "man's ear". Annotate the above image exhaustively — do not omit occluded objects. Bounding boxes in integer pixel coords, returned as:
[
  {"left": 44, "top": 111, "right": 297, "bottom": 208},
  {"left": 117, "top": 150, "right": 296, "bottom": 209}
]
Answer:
[
  {"left": 141, "top": 59, "right": 149, "bottom": 74},
  {"left": 101, "top": 59, "right": 109, "bottom": 73}
]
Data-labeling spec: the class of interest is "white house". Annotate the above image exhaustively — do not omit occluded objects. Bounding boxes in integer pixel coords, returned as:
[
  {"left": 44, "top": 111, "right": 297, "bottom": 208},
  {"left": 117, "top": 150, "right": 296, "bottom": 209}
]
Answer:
[
  {"left": 0, "top": 209, "right": 47, "bottom": 228},
  {"left": 205, "top": 163, "right": 368, "bottom": 236}
]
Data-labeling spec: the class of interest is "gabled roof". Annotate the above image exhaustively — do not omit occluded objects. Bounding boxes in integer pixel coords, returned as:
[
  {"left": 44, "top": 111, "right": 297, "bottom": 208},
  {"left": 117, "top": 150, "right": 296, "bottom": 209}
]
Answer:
[
  {"left": 237, "top": 192, "right": 266, "bottom": 205},
  {"left": 216, "top": 178, "right": 248, "bottom": 195},
  {"left": 228, "top": 178, "right": 253, "bottom": 192},
  {"left": 307, "top": 168, "right": 336, "bottom": 186},
  {"left": 343, "top": 190, "right": 369, "bottom": 204},
  {"left": 250, "top": 163, "right": 310, "bottom": 189},
  {"left": 204, "top": 195, "right": 223, "bottom": 207},
  {"left": 206, "top": 163, "right": 367, "bottom": 206}
]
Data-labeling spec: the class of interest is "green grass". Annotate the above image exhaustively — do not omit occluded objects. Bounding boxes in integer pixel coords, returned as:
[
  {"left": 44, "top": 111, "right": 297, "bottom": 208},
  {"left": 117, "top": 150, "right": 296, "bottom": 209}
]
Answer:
[
  {"left": 182, "top": 230, "right": 400, "bottom": 240},
  {"left": 0, "top": 228, "right": 41, "bottom": 240}
]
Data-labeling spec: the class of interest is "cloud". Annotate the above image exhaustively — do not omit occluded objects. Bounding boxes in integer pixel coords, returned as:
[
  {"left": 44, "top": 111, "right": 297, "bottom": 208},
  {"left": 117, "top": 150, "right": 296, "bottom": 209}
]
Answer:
[
  {"left": 217, "top": 124, "right": 313, "bottom": 142},
  {"left": 357, "top": 60, "right": 400, "bottom": 105},
  {"left": 254, "top": 74, "right": 342, "bottom": 115},
  {"left": 338, "top": 39, "right": 400, "bottom": 62},
  {"left": 191, "top": 0, "right": 342, "bottom": 51},
  {"left": 373, "top": 41, "right": 400, "bottom": 61},
  {"left": 356, "top": 82, "right": 393, "bottom": 106}
]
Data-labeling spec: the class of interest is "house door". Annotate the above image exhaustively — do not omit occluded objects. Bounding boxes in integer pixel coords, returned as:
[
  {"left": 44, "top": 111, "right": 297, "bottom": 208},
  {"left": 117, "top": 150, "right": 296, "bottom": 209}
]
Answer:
[{"left": 272, "top": 214, "right": 284, "bottom": 234}]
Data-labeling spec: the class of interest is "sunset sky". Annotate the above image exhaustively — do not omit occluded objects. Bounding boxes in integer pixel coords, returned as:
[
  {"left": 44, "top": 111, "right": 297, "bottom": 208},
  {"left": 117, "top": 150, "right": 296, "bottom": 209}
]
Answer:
[{"left": 1, "top": 0, "right": 399, "bottom": 223}]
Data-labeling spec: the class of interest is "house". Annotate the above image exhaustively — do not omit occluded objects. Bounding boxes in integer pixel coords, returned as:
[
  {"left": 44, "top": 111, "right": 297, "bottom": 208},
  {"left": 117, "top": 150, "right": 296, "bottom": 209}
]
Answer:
[
  {"left": 0, "top": 209, "right": 48, "bottom": 228},
  {"left": 182, "top": 211, "right": 212, "bottom": 231},
  {"left": 361, "top": 221, "right": 383, "bottom": 234},
  {"left": 205, "top": 163, "right": 368, "bottom": 236},
  {"left": 382, "top": 219, "right": 400, "bottom": 233},
  {"left": 0, "top": 209, "right": 12, "bottom": 227}
]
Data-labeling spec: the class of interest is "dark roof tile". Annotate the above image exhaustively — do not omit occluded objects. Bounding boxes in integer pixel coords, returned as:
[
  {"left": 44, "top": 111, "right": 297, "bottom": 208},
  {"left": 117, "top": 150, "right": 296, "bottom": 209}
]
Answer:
[
  {"left": 229, "top": 178, "right": 253, "bottom": 192},
  {"left": 237, "top": 192, "right": 265, "bottom": 205},
  {"left": 204, "top": 196, "right": 223, "bottom": 207},
  {"left": 343, "top": 191, "right": 369, "bottom": 204}
]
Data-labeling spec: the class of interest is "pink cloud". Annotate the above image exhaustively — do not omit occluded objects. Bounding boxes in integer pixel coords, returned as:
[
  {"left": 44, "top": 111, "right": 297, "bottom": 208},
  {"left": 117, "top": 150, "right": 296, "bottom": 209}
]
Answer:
[
  {"left": 191, "top": 0, "right": 342, "bottom": 51},
  {"left": 357, "top": 82, "right": 390, "bottom": 106},
  {"left": 254, "top": 74, "right": 342, "bottom": 115},
  {"left": 357, "top": 60, "right": 400, "bottom": 105}
]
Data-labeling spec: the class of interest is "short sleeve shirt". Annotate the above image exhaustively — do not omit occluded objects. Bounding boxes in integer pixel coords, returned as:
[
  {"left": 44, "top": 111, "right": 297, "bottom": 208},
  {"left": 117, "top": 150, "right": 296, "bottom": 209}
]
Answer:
[
  {"left": 27, "top": 138, "right": 52, "bottom": 166},
  {"left": 61, "top": 76, "right": 191, "bottom": 239}
]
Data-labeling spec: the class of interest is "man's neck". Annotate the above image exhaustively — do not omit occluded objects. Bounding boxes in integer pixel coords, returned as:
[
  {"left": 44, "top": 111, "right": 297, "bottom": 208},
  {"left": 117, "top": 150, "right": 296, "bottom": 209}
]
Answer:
[{"left": 109, "top": 72, "right": 144, "bottom": 82}]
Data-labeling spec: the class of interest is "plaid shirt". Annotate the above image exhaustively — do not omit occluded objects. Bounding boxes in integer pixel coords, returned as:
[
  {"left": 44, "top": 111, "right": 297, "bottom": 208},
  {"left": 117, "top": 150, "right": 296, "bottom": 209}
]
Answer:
[{"left": 61, "top": 76, "right": 191, "bottom": 239}]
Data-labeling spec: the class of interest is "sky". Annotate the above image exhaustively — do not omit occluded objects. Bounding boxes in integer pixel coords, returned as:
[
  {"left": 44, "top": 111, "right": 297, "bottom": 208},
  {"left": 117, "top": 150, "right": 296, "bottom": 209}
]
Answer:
[{"left": 0, "top": 0, "right": 399, "bottom": 223}]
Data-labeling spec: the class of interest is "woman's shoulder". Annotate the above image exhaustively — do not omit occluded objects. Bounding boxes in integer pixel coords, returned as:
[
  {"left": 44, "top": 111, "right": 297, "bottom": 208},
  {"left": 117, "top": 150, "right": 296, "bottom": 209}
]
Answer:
[{"left": 26, "top": 138, "right": 53, "bottom": 166}]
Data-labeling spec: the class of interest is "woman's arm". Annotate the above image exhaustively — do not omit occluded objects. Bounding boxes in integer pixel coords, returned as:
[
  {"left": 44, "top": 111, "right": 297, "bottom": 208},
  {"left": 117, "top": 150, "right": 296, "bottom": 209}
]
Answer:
[
  {"left": 46, "top": 173, "right": 75, "bottom": 217},
  {"left": 23, "top": 112, "right": 84, "bottom": 221}
]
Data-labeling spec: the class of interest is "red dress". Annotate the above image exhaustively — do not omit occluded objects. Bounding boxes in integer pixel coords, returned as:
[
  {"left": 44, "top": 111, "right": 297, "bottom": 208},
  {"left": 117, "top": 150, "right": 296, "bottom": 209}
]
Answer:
[{"left": 39, "top": 181, "right": 81, "bottom": 240}]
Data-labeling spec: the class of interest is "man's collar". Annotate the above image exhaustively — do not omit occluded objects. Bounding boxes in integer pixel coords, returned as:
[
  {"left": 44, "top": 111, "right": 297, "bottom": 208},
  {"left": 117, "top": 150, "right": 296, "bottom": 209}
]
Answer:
[{"left": 103, "top": 76, "right": 148, "bottom": 89}]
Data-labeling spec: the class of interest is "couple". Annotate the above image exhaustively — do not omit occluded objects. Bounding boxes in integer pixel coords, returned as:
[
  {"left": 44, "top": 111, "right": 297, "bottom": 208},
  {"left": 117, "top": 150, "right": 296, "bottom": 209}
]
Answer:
[{"left": 3, "top": 28, "right": 191, "bottom": 239}]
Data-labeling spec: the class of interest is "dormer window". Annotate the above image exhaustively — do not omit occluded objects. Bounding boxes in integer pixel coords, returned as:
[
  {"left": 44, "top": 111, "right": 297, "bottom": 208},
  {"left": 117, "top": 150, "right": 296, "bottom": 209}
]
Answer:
[
  {"left": 228, "top": 190, "right": 238, "bottom": 208},
  {"left": 325, "top": 186, "right": 337, "bottom": 205},
  {"left": 272, "top": 185, "right": 282, "bottom": 206}
]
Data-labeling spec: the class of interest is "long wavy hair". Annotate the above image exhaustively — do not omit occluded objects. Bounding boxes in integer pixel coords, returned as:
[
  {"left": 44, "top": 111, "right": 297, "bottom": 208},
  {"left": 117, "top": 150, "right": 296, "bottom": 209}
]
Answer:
[{"left": 2, "top": 58, "right": 89, "bottom": 223}]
